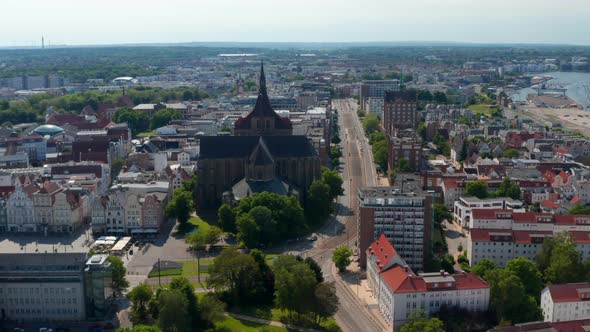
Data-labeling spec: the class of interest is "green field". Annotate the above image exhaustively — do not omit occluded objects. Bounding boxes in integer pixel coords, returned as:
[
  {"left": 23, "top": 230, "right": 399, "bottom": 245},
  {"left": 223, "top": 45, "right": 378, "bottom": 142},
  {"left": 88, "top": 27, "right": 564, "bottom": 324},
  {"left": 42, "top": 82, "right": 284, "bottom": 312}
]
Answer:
[
  {"left": 208, "top": 316, "right": 289, "bottom": 332},
  {"left": 136, "top": 130, "right": 156, "bottom": 137},
  {"left": 468, "top": 104, "right": 494, "bottom": 116},
  {"left": 189, "top": 216, "right": 212, "bottom": 234}
]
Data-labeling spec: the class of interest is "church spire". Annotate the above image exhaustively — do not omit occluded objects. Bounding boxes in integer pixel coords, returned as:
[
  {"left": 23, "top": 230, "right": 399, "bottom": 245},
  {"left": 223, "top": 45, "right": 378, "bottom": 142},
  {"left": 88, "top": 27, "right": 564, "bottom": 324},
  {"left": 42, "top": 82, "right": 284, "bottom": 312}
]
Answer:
[{"left": 259, "top": 61, "right": 267, "bottom": 96}]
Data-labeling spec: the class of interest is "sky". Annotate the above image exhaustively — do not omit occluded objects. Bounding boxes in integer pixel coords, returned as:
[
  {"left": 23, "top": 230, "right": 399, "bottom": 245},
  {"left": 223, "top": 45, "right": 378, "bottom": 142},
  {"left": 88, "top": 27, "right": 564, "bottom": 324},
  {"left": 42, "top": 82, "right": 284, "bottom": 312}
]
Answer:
[{"left": 1, "top": 0, "right": 590, "bottom": 46}]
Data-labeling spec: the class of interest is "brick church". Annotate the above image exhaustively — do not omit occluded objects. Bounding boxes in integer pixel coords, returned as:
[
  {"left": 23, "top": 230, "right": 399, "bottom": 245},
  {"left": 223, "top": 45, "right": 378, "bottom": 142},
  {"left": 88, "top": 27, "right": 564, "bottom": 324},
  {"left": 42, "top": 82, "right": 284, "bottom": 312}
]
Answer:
[{"left": 197, "top": 63, "right": 321, "bottom": 207}]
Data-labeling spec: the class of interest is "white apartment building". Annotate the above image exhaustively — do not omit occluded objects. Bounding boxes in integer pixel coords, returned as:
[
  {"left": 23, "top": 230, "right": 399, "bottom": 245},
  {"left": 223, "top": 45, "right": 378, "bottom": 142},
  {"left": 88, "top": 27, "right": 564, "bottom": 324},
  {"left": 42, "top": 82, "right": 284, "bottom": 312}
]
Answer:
[
  {"left": 541, "top": 283, "right": 590, "bottom": 322},
  {"left": 366, "top": 234, "right": 490, "bottom": 330},
  {"left": 467, "top": 211, "right": 590, "bottom": 267},
  {"left": 453, "top": 196, "right": 524, "bottom": 228}
]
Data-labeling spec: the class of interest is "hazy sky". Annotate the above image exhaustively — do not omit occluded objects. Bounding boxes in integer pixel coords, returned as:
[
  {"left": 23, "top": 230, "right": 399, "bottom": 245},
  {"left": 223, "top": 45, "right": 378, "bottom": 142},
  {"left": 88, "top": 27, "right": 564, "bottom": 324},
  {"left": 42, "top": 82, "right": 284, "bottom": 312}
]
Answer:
[{"left": 2, "top": 0, "right": 589, "bottom": 46}]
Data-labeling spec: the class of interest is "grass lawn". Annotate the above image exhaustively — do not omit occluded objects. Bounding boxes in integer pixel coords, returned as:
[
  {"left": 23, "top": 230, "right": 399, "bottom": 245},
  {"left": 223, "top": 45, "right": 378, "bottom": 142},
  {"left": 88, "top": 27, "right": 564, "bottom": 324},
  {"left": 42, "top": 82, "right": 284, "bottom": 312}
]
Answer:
[
  {"left": 136, "top": 130, "right": 156, "bottom": 137},
  {"left": 208, "top": 316, "right": 289, "bottom": 332},
  {"left": 147, "top": 268, "right": 182, "bottom": 278},
  {"left": 264, "top": 254, "right": 279, "bottom": 267},
  {"left": 228, "top": 305, "right": 340, "bottom": 331},
  {"left": 468, "top": 104, "right": 493, "bottom": 117},
  {"left": 182, "top": 259, "right": 213, "bottom": 276}
]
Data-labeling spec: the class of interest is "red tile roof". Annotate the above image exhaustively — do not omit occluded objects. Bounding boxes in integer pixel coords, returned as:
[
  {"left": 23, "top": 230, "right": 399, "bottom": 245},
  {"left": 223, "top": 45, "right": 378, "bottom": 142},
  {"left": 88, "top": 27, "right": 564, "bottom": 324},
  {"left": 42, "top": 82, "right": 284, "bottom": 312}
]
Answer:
[
  {"left": 571, "top": 196, "right": 582, "bottom": 204},
  {"left": 547, "top": 283, "right": 590, "bottom": 303},
  {"left": 512, "top": 230, "right": 552, "bottom": 244},
  {"left": 540, "top": 200, "right": 559, "bottom": 209},
  {"left": 472, "top": 209, "right": 511, "bottom": 219},
  {"left": 367, "top": 233, "right": 397, "bottom": 269}
]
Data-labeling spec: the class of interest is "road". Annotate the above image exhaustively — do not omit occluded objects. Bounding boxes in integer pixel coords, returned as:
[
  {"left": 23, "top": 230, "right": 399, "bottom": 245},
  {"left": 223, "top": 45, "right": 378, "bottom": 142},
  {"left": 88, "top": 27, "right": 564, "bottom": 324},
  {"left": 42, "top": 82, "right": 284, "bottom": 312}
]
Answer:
[{"left": 299, "top": 99, "right": 387, "bottom": 332}]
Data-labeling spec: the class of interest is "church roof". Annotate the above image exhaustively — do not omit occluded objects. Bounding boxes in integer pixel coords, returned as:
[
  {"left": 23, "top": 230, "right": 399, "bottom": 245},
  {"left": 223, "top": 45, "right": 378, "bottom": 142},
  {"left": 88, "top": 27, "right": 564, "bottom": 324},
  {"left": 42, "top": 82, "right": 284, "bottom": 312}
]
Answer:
[
  {"left": 231, "top": 178, "right": 295, "bottom": 200},
  {"left": 250, "top": 137, "right": 274, "bottom": 166},
  {"left": 199, "top": 135, "right": 317, "bottom": 159},
  {"left": 234, "top": 62, "right": 292, "bottom": 130}
]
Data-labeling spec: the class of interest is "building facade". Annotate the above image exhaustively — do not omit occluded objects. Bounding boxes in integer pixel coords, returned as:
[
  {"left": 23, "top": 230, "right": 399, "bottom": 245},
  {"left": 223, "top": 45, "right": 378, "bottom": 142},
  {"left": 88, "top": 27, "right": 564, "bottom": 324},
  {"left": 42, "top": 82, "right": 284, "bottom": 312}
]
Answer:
[
  {"left": 382, "top": 90, "right": 418, "bottom": 138},
  {"left": 358, "top": 187, "right": 433, "bottom": 271},
  {"left": 366, "top": 234, "right": 490, "bottom": 329},
  {"left": 541, "top": 283, "right": 590, "bottom": 322}
]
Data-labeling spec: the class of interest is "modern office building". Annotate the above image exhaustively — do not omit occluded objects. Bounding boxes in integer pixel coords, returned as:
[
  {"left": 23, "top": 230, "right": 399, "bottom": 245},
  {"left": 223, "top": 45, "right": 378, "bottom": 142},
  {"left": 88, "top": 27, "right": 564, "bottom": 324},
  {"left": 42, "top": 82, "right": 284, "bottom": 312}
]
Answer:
[
  {"left": 359, "top": 80, "right": 400, "bottom": 111},
  {"left": 358, "top": 185, "right": 433, "bottom": 271},
  {"left": 0, "top": 253, "right": 113, "bottom": 323}
]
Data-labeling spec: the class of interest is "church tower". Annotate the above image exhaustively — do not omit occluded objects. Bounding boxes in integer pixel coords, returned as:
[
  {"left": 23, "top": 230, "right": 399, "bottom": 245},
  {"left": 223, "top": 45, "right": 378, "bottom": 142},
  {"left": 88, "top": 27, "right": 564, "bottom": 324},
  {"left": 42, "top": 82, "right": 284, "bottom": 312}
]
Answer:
[{"left": 233, "top": 62, "right": 293, "bottom": 136}]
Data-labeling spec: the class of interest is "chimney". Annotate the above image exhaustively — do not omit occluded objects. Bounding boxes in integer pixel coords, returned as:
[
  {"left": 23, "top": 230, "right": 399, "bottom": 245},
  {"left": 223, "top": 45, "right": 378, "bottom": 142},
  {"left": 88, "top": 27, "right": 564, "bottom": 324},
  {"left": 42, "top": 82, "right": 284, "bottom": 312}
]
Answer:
[{"left": 440, "top": 270, "right": 445, "bottom": 276}]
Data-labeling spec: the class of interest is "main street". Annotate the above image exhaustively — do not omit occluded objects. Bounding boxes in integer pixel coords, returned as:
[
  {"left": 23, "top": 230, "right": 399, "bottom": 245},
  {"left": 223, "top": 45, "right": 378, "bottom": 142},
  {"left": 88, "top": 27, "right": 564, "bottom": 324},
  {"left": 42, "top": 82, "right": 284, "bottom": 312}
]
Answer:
[{"left": 301, "top": 99, "right": 387, "bottom": 332}]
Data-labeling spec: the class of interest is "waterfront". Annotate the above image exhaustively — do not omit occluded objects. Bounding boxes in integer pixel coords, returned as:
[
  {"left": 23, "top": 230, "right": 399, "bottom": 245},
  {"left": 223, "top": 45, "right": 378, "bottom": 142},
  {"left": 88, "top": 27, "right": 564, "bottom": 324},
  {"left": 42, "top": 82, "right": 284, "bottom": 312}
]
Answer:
[{"left": 511, "top": 71, "right": 590, "bottom": 108}]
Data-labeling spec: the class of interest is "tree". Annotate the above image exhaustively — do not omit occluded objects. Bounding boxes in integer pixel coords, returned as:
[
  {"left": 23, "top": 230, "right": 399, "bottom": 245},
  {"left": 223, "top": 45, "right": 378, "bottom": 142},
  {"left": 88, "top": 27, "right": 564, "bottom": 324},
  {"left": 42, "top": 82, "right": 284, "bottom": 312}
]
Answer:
[
  {"left": 169, "top": 277, "right": 200, "bottom": 329},
  {"left": 417, "top": 122, "right": 426, "bottom": 140},
  {"left": 458, "top": 116, "right": 471, "bottom": 126},
  {"left": 433, "top": 133, "right": 451, "bottom": 156},
  {"left": 107, "top": 256, "right": 129, "bottom": 298},
  {"left": 208, "top": 248, "right": 261, "bottom": 304},
  {"left": 151, "top": 108, "right": 182, "bottom": 130},
  {"left": 545, "top": 238, "right": 584, "bottom": 284},
  {"left": 503, "top": 148, "right": 520, "bottom": 158},
  {"left": 306, "top": 180, "right": 333, "bottom": 222},
  {"left": 495, "top": 177, "right": 521, "bottom": 200},
  {"left": 441, "top": 254, "right": 455, "bottom": 274},
  {"left": 274, "top": 255, "right": 318, "bottom": 316},
  {"left": 398, "top": 310, "right": 444, "bottom": 332},
  {"left": 113, "top": 107, "right": 150, "bottom": 135},
  {"left": 332, "top": 245, "right": 353, "bottom": 272},
  {"left": 236, "top": 213, "right": 260, "bottom": 248},
  {"left": 369, "top": 132, "right": 386, "bottom": 145},
  {"left": 372, "top": 140, "right": 389, "bottom": 171},
  {"left": 433, "top": 204, "right": 452, "bottom": 226},
  {"left": 199, "top": 293, "right": 226, "bottom": 325},
  {"left": 471, "top": 258, "right": 497, "bottom": 278},
  {"left": 484, "top": 269, "right": 541, "bottom": 324},
  {"left": 250, "top": 249, "right": 276, "bottom": 304},
  {"left": 322, "top": 168, "right": 344, "bottom": 201},
  {"left": 362, "top": 113, "right": 380, "bottom": 134},
  {"left": 395, "top": 158, "right": 413, "bottom": 173},
  {"left": 128, "top": 284, "right": 154, "bottom": 324},
  {"left": 505, "top": 257, "right": 543, "bottom": 299},
  {"left": 311, "top": 282, "right": 339, "bottom": 326},
  {"left": 569, "top": 203, "right": 590, "bottom": 215},
  {"left": 433, "top": 91, "right": 448, "bottom": 104},
  {"left": 465, "top": 180, "right": 489, "bottom": 199},
  {"left": 165, "top": 188, "right": 194, "bottom": 228},
  {"left": 156, "top": 289, "right": 189, "bottom": 332},
  {"left": 111, "top": 158, "right": 126, "bottom": 182},
  {"left": 304, "top": 257, "right": 324, "bottom": 283}
]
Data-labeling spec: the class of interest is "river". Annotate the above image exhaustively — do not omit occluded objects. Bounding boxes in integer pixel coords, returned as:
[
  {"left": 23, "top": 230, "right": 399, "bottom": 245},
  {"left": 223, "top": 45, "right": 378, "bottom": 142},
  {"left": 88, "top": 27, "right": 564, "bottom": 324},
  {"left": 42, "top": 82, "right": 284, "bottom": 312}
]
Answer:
[{"left": 510, "top": 71, "right": 590, "bottom": 108}]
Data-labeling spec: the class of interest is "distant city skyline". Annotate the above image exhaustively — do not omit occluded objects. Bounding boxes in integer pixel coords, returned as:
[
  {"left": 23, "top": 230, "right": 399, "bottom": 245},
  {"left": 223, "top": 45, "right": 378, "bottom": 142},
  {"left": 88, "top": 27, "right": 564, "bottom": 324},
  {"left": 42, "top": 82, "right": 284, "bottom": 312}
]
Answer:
[{"left": 1, "top": 0, "right": 590, "bottom": 47}]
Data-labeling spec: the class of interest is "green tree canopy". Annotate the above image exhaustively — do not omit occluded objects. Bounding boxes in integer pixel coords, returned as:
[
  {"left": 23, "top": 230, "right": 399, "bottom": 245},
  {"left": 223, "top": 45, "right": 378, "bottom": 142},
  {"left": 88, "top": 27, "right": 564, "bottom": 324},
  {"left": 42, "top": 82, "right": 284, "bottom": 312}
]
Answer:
[
  {"left": 470, "top": 258, "right": 497, "bottom": 278},
  {"left": 151, "top": 108, "right": 182, "bottom": 129},
  {"left": 127, "top": 284, "right": 154, "bottom": 324},
  {"left": 332, "top": 245, "right": 353, "bottom": 272},
  {"left": 306, "top": 180, "right": 333, "bottom": 223},
  {"left": 107, "top": 255, "right": 129, "bottom": 298},
  {"left": 156, "top": 289, "right": 189, "bottom": 332},
  {"left": 208, "top": 248, "right": 262, "bottom": 304},
  {"left": 465, "top": 180, "right": 489, "bottom": 199},
  {"left": 433, "top": 204, "right": 452, "bottom": 225},
  {"left": 311, "top": 281, "right": 339, "bottom": 326},
  {"left": 505, "top": 257, "right": 543, "bottom": 299},
  {"left": 569, "top": 203, "right": 590, "bottom": 215},
  {"left": 362, "top": 113, "right": 381, "bottom": 134},
  {"left": 322, "top": 168, "right": 345, "bottom": 201},
  {"left": 165, "top": 188, "right": 194, "bottom": 228},
  {"left": 398, "top": 310, "right": 444, "bottom": 332},
  {"left": 372, "top": 140, "right": 389, "bottom": 171},
  {"left": 484, "top": 268, "right": 541, "bottom": 324},
  {"left": 273, "top": 255, "right": 318, "bottom": 316},
  {"left": 169, "top": 277, "right": 201, "bottom": 329},
  {"left": 113, "top": 107, "right": 150, "bottom": 135}
]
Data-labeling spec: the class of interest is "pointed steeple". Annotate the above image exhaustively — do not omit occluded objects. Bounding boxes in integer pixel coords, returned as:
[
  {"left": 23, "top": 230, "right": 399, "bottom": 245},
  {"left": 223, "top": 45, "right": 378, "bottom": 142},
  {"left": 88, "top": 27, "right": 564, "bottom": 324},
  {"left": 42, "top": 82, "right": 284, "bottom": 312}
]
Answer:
[{"left": 259, "top": 61, "right": 267, "bottom": 96}]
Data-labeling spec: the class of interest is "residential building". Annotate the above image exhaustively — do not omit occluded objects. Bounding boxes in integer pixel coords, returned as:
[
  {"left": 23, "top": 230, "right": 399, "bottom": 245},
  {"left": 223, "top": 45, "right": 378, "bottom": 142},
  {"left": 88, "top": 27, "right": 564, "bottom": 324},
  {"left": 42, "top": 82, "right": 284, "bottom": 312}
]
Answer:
[
  {"left": 453, "top": 196, "right": 524, "bottom": 228},
  {"left": 382, "top": 90, "right": 418, "bottom": 138},
  {"left": 388, "top": 134, "right": 423, "bottom": 172},
  {"left": 491, "top": 319, "right": 590, "bottom": 332},
  {"left": 6, "top": 182, "right": 36, "bottom": 232},
  {"left": 541, "top": 283, "right": 590, "bottom": 322},
  {"left": 467, "top": 211, "right": 590, "bottom": 266},
  {"left": 358, "top": 186, "right": 433, "bottom": 270},
  {"left": 359, "top": 80, "right": 400, "bottom": 111},
  {"left": 366, "top": 234, "right": 490, "bottom": 329}
]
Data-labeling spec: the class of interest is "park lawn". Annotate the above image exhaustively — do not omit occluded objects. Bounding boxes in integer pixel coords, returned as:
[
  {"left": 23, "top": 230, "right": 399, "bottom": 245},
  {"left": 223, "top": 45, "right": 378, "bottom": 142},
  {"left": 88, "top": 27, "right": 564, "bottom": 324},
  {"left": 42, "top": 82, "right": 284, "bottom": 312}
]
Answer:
[
  {"left": 147, "top": 268, "right": 182, "bottom": 278},
  {"left": 136, "top": 130, "right": 156, "bottom": 137},
  {"left": 468, "top": 104, "right": 493, "bottom": 116},
  {"left": 264, "top": 254, "right": 279, "bottom": 267},
  {"left": 208, "top": 316, "right": 289, "bottom": 332},
  {"left": 228, "top": 305, "right": 340, "bottom": 331},
  {"left": 188, "top": 216, "right": 211, "bottom": 235},
  {"left": 182, "top": 258, "right": 213, "bottom": 276}
]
